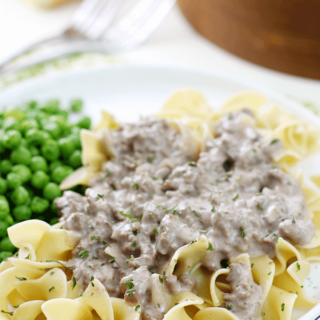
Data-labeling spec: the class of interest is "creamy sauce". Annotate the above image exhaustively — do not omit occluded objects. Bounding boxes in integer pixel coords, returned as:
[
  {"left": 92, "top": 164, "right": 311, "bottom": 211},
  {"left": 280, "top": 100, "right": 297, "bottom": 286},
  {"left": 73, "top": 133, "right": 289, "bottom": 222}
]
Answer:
[{"left": 56, "top": 114, "right": 314, "bottom": 320}]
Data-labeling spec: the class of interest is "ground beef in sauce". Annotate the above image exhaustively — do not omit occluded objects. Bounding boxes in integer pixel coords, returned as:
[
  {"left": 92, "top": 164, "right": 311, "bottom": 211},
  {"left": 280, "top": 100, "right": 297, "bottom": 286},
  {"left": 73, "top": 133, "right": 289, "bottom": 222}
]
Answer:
[{"left": 56, "top": 115, "right": 314, "bottom": 320}]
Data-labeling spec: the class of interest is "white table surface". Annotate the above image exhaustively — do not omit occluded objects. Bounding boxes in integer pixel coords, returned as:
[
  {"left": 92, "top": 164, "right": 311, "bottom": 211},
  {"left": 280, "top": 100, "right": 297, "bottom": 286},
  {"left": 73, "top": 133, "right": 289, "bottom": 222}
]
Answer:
[{"left": 0, "top": 0, "right": 319, "bottom": 106}]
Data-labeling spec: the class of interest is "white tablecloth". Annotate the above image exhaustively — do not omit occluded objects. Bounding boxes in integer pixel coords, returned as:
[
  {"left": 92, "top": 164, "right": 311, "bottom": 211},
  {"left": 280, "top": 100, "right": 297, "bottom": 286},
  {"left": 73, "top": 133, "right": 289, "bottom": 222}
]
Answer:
[{"left": 0, "top": 0, "right": 319, "bottom": 106}]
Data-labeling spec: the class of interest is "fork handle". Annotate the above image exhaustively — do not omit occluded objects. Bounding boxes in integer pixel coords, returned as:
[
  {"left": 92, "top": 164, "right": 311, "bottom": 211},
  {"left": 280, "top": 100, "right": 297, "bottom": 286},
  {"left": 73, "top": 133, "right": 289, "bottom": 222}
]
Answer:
[
  {"left": 0, "top": 41, "right": 109, "bottom": 77},
  {"left": 0, "top": 33, "right": 65, "bottom": 74}
]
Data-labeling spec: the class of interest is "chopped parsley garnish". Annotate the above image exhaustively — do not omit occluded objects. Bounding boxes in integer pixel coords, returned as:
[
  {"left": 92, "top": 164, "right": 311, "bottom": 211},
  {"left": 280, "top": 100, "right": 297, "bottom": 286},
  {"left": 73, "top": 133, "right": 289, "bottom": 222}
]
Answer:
[
  {"left": 257, "top": 202, "right": 263, "bottom": 210},
  {"left": 188, "top": 162, "right": 197, "bottom": 167},
  {"left": 194, "top": 211, "right": 201, "bottom": 217},
  {"left": 119, "top": 211, "right": 138, "bottom": 223},
  {"left": 50, "top": 271, "right": 55, "bottom": 276},
  {"left": 105, "top": 169, "right": 112, "bottom": 177},
  {"left": 273, "top": 234, "right": 279, "bottom": 244},
  {"left": 211, "top": 205, "right": 215, "bottom": 212},
  {"left": 252, "top": 149, "right": 257, "bottom": 153},
  {"left": 281, "top": 303, "right": 285, "bottom": 311},
  {"left": 297, "top": 262, "right": 301, "bottom": 271},
  {"left": 158, "top": 303, "right": 160, "bottom": 308},
  {"left": 86, "top": 265, "right": 92, "bottom": 268},
  {"left": 15, "top": 276, "right": 27, "bottom": 281},
  {"left": 122, "top": 279, "right": 135, "bottom": 297},
  {"left": 200, "top": 230, "right": 207, "bottom": 234},
  {"left": 126, "top": 255, "right": 134, "bottom": 264},
  {"left": 251, "top": 263, "right": 254, "bottom": 268},
  {"left": 90, "top": 276, "right": 94, "bottom": 282},
  {"left": 153, "top": 227, "right": 158, "bottom": 234},
  {"left": 240, "top": 227, "right": 245, "bottom": 238},
  {"left": 147, "top": 157, "right": 153, "bottom": 163},
  {"left": 97, "top": 194, "right": 105, "bottom": 200},
  {"left": 132, "top": 242, "right": 136, "bottom": 248},
  {"left": 292, "top": 219, "right": 296, "bottom": 224},
  {"left": 12, "top": 306, "right": 19, "bottom": 309},
  {"left": 131, "top": 183, "right": 139, "bottom": 189},
  {"left": 107, "top": 254, "right": 116, "bottom": 263},
  {"left": 1, "top": 310, "right": 13, "bottom": 316},
  {"left": 190, "top": 240, "right": 197, "bottom": 244},
  {"left": 268, "top": 272, "right": 272, "bottom": 275},
  {"left": 49, "top": 287, "right": 55, "bottom": 292},
  {"left": 208, "top": 243, "right": 214, "bottom": 251},
  {"left": 159, "top": 276, "right": 164, "bottom": 283},
  {"left": 208, "top": 194, "right": 212, "bottom": 201},
  {"left": 91, "top": 235, "right": 101, "bottom": 240},
  {"left": 79, "top": 250, "right": 89, "bottom": 259},
  {"left": 25, "top": 254, "right": 30, "bottom": 259},
  {"left": 232, "top": 194, "right": 239, "bottom": 201},
  {"left": 151, "top": 176, "right": 159, "bottom": 180},
  {"left": 90, "top": 226, "right": 94, "bottom": 231},
  {"left": 135, "top": 305, "right": 140, "bottom": 312},
  {"left": 132, "top": 230, "right": 140, "bottom": 236},
  {"left": 46, "top": 260, "right": 74, "bottom": 271},
  {"left": 270, "top": 139, "right": 279, "bottom": 145},
  {"left": 72, "top": 276, "right": 76, "bottom": 289}
]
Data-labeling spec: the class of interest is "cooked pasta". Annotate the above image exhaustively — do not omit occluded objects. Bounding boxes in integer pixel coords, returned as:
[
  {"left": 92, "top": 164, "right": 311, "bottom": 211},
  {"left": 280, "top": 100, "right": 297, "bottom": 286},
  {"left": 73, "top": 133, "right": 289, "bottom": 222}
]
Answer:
[{"left": 0, "top": 90, "right": 319, "bottom": 320}]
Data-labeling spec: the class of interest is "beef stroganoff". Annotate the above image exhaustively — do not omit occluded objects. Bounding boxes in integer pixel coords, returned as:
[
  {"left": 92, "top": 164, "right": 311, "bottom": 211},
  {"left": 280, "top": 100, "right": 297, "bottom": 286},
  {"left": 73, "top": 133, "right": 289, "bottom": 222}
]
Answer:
[{"left": 1, "top": 90, "right": 320, "bottom": 320}]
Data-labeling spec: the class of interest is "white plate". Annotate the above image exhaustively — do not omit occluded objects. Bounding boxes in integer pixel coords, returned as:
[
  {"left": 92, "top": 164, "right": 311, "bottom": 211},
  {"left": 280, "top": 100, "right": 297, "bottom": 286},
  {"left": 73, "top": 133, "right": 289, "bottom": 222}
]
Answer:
[{"left": 0, "top": 66, "right": 319, "bottom": 320}]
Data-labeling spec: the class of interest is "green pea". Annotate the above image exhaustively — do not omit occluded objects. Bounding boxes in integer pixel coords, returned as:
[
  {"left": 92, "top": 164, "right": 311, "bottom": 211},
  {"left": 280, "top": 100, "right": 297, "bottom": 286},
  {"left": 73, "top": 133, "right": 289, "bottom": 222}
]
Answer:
[
  {"left": 6, "top": 173, "right": 22, "bottom": 189},
  {"left": 41, "top": 99, "right": 60, "bottom": 114},
  {"left": 58, "top": 138, "right": 75, "bottom": 158},
  {"left": 0, "top": 138, "right": 5, "bottom": 154},
  {"left": 35, "top": 111, "right": 49, "bottom": 123},
  {"left": 11, "top": 165, "right": 32, "bottom": 184},
  {"left": 0, "top": 237, "right": 16, "bottom": 252},
  {"left": 0, "top": 199, "right": 10, "bottom": 219},
  {"left": 0, "top": 178, "right": 7, "bottom": 195},
  {"left": 10, "top": 186, "right": 29, "bottom": 205},
  {"left": 29, "top": 145, "right": 40, "bottom": 156},
  {"left": 25, "top": 129, "right": 46, "bottom": 146},
  {"left": 3, "top": 118, "right": 20, "bottom": 131},
  {"left": 31, "top": 196, "right": 49, "bottom": 214},
  {"left": 41, "top": 140, "right": 60, "bottom": 161},
  {"left": 51, "top": 201, "right": 57, "bottom": 213},
  {"left": 26, "top": 100, "right": 38, "bottom": 109},
  {"left": 0, "top": 159, "right": 12, "bottom": 174},
  {"left": 67, "top": 134, "right": 81, "bottom": 150},
  {"left": 69, "top": 150, "right": 82, "bottom": 168},
  {"left": 77, "top": 116, "right": 91, "bottom": 129},
  {"left": 58, "top": 110, "right": 69, "bottom": 120},
  {"left": 0, "top": 251, "right": 12, "bottom": 262},
  {"left": 43, "top": 122, "right": 62, "bottom": 139},
  {"left": 20, "top": 118, "right": 39, "bottom": 135},
  {"left": 50, "top": 217, "right": 59, "bottom": 225},
  {"left": 5, "top": 214, "right": 14, "bottom": 226},
  {"left": 52, "top": 166, "right": 74, "bottom": 184},
  {"left": 70, "top": 99, "right": 83, "bottom": 112},
  {"left": 13, "top": 205, "right": 32, "bottom": 221},
  {"left": 49, "top": 160, "right": 63, "bottom": 173},
  {"left": 0, "top": 195, "right": 8, "bottom": 203},
  {"left": 70, "top": 126, "right": 81, "bottom": 135},
  {"left": 3, "top": 130, "right": 22, "bottom": 149},
  {"left": 11, "top": 146, "right": 32, "bottom": 165},
  {"left": 31, "top": 171, "right": 50, "bottom": 189},
  {"left": 30, "top": 156, "right": 48, "bottom": 172},
  {"left": 0, "top": 221, "right": 8, "bottom": 237},
  {"left": 19, "top": 138, "right": 28, "bottom": 147},
  {"left": 43, "top": 182, "right": 62, "bottom": 201},
  {"left": 3, "top": 107, "right": 25, "bottom": 120}
]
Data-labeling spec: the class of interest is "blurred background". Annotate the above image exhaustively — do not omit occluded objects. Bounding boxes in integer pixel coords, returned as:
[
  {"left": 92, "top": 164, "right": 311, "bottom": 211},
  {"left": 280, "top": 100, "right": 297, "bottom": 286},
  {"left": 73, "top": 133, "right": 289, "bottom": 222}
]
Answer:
[{"left": 0, "top": 0, "right": 319, "bottom": 109}]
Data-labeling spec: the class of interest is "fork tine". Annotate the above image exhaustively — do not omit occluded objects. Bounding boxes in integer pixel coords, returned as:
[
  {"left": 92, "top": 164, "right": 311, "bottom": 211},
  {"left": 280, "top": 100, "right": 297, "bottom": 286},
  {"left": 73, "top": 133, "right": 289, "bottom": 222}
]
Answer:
[
  {"left": 72, "top": 0, "right": 118, "bottom": 37},
  {"left": 84, "top": 0, "right": 124, "bottom": 39},
  {"left": 104, "top": 0, "right": 176, "bottom": 51}
]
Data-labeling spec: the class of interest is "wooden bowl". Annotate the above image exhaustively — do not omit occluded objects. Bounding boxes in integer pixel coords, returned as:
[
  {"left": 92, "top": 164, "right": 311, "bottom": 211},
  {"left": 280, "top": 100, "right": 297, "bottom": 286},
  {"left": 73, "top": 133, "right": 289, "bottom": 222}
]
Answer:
[{"left": 178, "top": 0, "right": 320, "bottom": 80}]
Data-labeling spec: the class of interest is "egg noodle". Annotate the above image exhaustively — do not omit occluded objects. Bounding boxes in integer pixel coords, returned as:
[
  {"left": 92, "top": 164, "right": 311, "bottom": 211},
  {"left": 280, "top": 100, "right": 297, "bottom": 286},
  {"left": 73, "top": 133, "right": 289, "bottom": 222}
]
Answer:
[{"left": 0, "top": 90, "right": 320, "bottom": 320}]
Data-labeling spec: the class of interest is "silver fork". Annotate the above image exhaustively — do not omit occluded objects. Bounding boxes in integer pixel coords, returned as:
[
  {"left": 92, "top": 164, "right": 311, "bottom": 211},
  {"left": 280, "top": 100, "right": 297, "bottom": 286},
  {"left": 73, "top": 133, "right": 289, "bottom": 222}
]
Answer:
[
  {"left": 0, "top": 0, "right": 123, "bottom": 72},
  {"left": 0, "top": 0, "right": 176, "bottom": 76}
]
